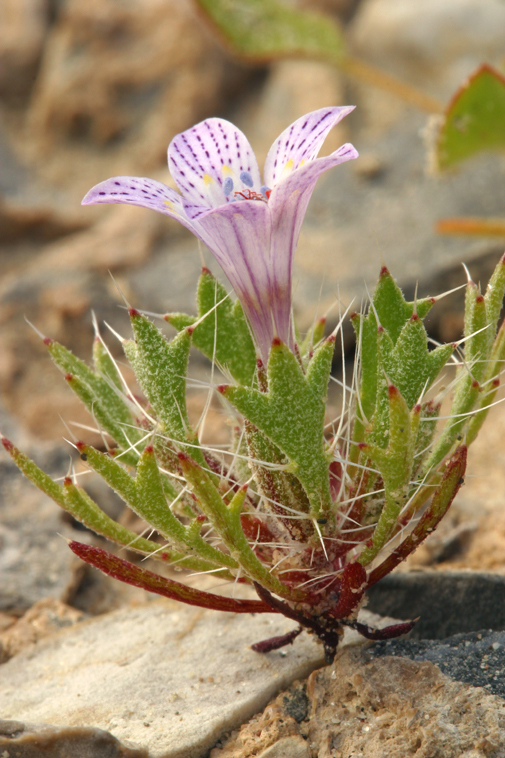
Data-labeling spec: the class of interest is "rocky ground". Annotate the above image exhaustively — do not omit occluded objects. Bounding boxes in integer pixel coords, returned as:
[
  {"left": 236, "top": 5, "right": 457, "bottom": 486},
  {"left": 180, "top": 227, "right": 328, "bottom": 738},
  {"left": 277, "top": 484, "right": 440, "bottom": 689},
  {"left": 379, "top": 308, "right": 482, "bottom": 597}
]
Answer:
[{"left": 1, "top": 0, "right": 505, "bottom": 756}]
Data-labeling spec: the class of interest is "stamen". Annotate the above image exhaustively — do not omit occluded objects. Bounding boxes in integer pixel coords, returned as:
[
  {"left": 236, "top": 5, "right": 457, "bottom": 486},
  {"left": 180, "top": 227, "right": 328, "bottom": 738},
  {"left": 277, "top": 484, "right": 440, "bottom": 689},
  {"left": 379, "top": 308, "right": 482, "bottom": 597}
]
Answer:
[
  {"left": 240, "top": 171, "right": 253, "bottom": 187},
  {"left": 223, "top": 177, "right": 234, "bottom": 197},
  {"left": 233, "top": 189, "right": 266, "bottom": 202}
]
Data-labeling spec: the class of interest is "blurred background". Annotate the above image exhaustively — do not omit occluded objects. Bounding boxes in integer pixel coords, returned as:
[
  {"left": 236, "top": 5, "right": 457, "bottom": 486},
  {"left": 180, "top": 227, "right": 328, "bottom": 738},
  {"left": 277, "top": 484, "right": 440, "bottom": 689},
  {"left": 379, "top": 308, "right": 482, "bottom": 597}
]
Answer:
[{"left": 0, "top": 0, "right": 504, "bottom": 444}]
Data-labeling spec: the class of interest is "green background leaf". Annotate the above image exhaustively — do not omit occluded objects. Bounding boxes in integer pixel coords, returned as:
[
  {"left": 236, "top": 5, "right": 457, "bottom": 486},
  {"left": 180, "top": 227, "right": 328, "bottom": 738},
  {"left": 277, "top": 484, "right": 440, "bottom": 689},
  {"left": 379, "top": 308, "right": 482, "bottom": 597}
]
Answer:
[
  {"left": 194, "top": 0, "right": 345, "bottom": 64},
  {"left": 437, "top": 64, "right": 505, "bottom": 170}
]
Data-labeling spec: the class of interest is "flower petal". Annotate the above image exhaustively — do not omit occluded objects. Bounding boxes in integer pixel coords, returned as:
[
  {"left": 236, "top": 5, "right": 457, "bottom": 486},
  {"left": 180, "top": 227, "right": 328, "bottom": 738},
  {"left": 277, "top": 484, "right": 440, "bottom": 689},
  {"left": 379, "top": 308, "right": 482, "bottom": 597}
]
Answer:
[
  {"left": 192, "top": 200, "right": 288, "bottom": 361},
  {"left": 168, "top": 118, "right": 262, "bottom": 210},
  {"left": 263, "top": 106, "right": 355, "bottom": 188},
  {"left": 81, "top": 176, "right": 201, "bottom": 233},
  {"left": 268, "top": 143, "right": 359, "bottom": 328}
]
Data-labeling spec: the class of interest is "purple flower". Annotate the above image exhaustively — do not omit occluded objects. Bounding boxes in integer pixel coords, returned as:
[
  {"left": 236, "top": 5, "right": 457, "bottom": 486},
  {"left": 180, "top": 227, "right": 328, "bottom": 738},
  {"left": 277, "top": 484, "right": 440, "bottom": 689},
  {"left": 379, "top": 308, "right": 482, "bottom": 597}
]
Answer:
[{"left": 82, "top": 107, "right": 358, "bottom": 362}]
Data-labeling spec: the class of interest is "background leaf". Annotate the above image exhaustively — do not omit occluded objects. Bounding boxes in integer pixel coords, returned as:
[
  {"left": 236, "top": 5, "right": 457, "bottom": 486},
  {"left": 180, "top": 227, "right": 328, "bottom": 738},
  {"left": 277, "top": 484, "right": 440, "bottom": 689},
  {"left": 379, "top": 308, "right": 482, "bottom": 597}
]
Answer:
[
  {"left": 194, "top": 0, "right": 345, "bottom": 64},
  {"left": 436, "top": 63, "right": 505, "bottom": 170}
]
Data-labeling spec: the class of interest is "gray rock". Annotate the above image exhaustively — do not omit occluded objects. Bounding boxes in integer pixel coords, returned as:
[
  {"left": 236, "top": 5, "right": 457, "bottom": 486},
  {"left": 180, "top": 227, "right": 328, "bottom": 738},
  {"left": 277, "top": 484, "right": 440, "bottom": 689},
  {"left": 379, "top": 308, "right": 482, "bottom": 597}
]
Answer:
[
  {"left": 349, "top": 0, "right": 505, "bottom": 98},
  {"left": 366, "top": 570, "right": 505, "bottom": 640},
  {"left": 0, "top": 600, "right": 326, "bottom": 758},
  {"left": 369, "top": 629, "right": 505, "bottom": 698},
  {"left": 0, "top": 719, "right": 147, "bottom": 758},
  {"left": 0, "top": 443, "right": 93, "bottom": 613}
]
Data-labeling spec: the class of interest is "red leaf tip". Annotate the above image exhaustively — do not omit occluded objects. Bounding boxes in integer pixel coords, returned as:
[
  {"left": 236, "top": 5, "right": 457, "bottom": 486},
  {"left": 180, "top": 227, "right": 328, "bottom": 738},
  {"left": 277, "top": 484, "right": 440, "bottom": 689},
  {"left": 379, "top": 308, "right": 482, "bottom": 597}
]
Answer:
[
  {"left": 129, "top": 307, "right": 140, "bottom": 318},
  {"left": 144, "top": 445, "right": 154, "bottom": 454},
  {"left": 1, "top": 437, "right": 13, "bottom": 452},
  {"left": 271, "top": 337, "right": 282, "bottom": 347},
  {"left": 64, "top": 373, "right": 74, "bottom": 382},
  {"left": 217, "top": 384, "right": 228, "bottom": 394},
  {"left": 43, "top": 336, "right": 53, "bottom": 346},
  {"left": 63, "top": 476, "right": 73, "bottom": 486},
  {"left": 75, "top": 440, "right": 86, "bottom": 452}
]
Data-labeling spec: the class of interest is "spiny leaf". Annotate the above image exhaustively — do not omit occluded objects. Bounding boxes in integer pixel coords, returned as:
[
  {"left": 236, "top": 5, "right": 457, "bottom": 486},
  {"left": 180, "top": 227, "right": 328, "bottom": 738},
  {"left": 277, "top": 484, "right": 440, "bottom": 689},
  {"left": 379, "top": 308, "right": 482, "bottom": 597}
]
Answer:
[
  {"left": 46, "top": 339, "right": 143, "bottom": 464},
  {"left": 178, "top": 452, "right": 305, "bottom": 600},
  {"left": 92, "top": 338, "right": 123, "bottom": 392},
  {"left": 166, "top": 268, "right": 256, "bottom": 385},
  {"left": 220, "top": 337, "right": 335, "bottom": 520},
  {"left": 368, "top": 446, "right": 467, "bottom": 585},
  {"left": 436, "top": 64, "right": 505, "bottom": 171},
  {"left": 129, "top": 310, "right": 206, "bottom": 467},
  {"left": 358, "top": 388, "right": 418, "bottom": 566}
]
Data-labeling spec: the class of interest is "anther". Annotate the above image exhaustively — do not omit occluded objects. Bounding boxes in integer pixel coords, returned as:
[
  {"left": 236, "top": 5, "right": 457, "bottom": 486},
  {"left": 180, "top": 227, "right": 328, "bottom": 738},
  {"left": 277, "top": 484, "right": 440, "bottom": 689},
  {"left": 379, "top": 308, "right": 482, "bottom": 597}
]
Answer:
[
  {"left": 240, "top": 171, "right": 253, "bottom": 188},
  {"left": 223, "top": 177, "right": 234, "bottom": 196}
]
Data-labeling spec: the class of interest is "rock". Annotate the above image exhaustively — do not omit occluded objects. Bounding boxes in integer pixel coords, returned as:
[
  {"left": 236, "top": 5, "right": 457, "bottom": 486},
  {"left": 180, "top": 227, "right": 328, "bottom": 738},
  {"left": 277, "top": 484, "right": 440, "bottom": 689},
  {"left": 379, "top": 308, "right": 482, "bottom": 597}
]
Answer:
[
  {"left": 0, "top": 197, "right": 88, "bottom": 243},
  {"left": 0, "top": 719, "right": 148, "bottom": 758},
  {"left": 0, "top": 0, "right": 49, "bottom": 102},
  {"left": 256, "top": 736, "right": 310, "bottom": 758},
  {"left": 0, "top": 442, "right": 95, "bottom": 613},
  {"left": 369, "top": 629, "right": 505, "bottom": 698},
  {"left": 349, "top": 0, "right": 505, "bottom": 99},
  {"left": 0, "top": 600, "right": 326, "bottom": 758},
  {"left": 305, "top": 647, "right": 505, "bottom": 757},
  {"left": 21, "top": 0, "right": 249, "bottom": 199},
  {"left": 0, "top": 597, "right": 85, "bottom": 663},
  {"left": 210, "top": 643, "right": 505, "bottom": 757},
  {"left": 366, "top": 571, "right": 505, "bottom": 640}
]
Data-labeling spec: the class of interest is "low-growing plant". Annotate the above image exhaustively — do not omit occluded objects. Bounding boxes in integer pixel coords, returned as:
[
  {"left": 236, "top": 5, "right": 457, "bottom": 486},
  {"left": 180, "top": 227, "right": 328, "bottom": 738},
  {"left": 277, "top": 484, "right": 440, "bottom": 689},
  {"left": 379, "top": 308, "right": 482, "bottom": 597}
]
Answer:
[{"left": 3, "top": 108, "right": 505, "bottom": 663}]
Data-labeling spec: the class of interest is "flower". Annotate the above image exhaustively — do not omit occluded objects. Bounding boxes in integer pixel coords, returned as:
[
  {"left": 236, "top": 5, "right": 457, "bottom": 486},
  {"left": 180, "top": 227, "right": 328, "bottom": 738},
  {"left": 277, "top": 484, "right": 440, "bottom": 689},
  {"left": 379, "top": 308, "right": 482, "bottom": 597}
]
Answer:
[{"left": 82, "top": 107, "right": 358, "bottom": 362}]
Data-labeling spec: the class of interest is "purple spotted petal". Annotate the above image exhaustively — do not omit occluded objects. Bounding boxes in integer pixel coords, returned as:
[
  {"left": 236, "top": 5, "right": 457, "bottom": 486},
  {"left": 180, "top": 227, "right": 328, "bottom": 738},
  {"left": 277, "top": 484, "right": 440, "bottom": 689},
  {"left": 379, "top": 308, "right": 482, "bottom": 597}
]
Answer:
[
  {"left": 263, "top": 106, "right": 355, "bottom": 188},
  {"left": 168, "top": 118, "right": 262, "bottom": 210},
  {"left": 82, "top": 110, "right": 358, "bottom": 363},
  {"left": 267, "top": 143, "right": 358, "bottom": 334},
  {"left": 192, "top": 200, "right": 290, "bottom": 362},
  {"left": 81, "top": 176, "right": 202, "bottom": 236}
]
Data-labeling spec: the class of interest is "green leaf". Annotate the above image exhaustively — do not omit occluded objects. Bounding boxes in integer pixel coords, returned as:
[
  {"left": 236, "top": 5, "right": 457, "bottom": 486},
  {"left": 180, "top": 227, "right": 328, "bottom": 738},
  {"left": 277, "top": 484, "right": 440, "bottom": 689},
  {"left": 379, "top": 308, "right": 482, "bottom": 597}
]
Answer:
[
  {"left": 92, "top": 338, "right": 123, "bottom": 392},
  {"left": 381, "top": 316, "right": 454, "bottom": 410},
  {"left": 351, "top": 268, "right": 438, "bottom": 451},
  {"left": 221, "top": 337, "right": 335, "bottom": 521},
  {"left": 437, "top": 64, "right": 505, "bottom": 170},
  {"left": 368, "top": 446, "right": 467, "bottom": 585},
  {"left": 62, "top": 479, "right": 216, "bottom": 570},
  {"left": 358, "top": 388, "right": 419, "bottom": 566},
  {"left": 79, "top": 443, "right": 236, "bottom": 568},
  {"left": 129, "top": 310, "right": 206, "bottom": 467},
  {"left": 195, "top": 0, "right": 345, "bottom": 64},
  {"left": 166, "top": 269, "right": 256, "bottom": 385},
  {"left": 46, "top": 339, "right": 143, "bottom": 465},
  {"left": 178, "top": 452, "right": 304, "bottom": 600}
]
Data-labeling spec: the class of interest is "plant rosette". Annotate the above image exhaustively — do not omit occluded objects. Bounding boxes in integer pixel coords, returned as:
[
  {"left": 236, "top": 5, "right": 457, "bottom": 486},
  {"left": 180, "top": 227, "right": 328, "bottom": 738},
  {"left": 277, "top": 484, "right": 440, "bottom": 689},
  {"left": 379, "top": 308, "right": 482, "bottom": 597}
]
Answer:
[{"left": 3, "top": 108, "right": 505, "bottom": 664}]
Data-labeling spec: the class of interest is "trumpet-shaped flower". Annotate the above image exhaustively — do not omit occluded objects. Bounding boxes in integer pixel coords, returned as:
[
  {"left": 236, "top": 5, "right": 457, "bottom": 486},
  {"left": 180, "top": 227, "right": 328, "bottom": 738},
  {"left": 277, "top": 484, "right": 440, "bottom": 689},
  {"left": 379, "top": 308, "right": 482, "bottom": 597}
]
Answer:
[{"left": 82, "top": 107, "right": 358, "bottom": 361}]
